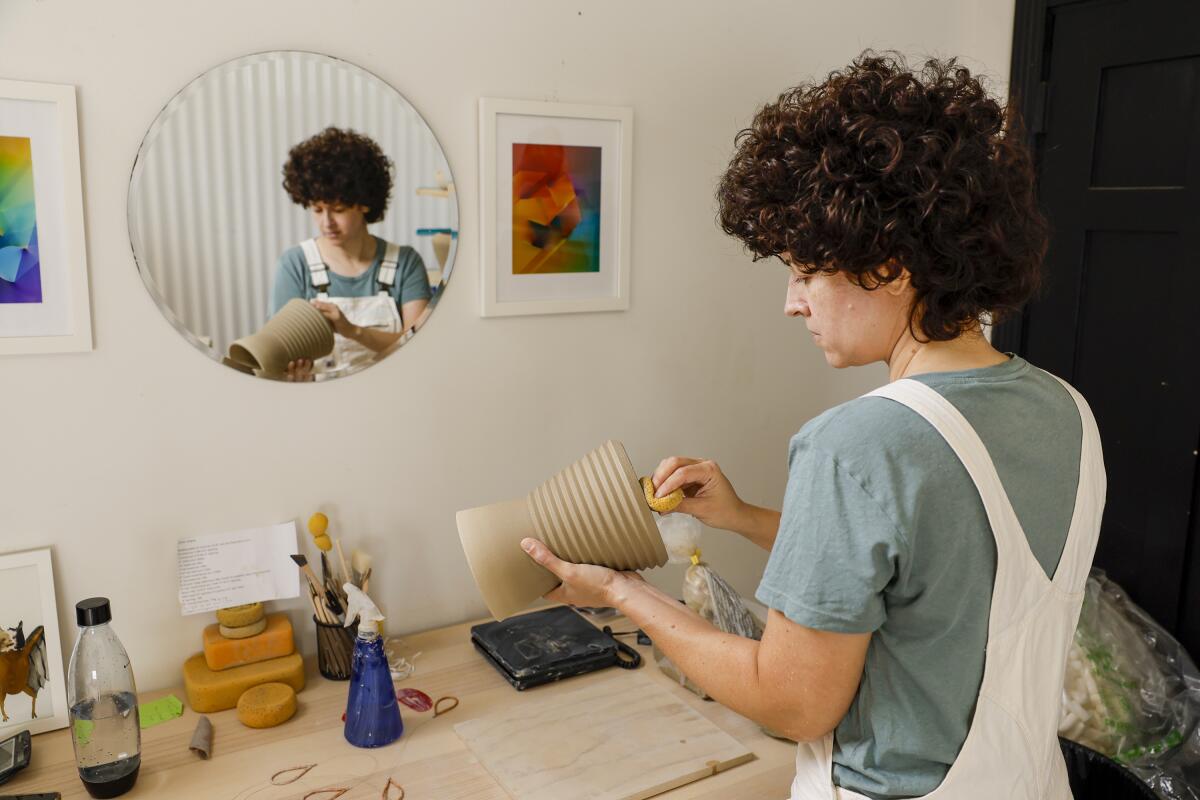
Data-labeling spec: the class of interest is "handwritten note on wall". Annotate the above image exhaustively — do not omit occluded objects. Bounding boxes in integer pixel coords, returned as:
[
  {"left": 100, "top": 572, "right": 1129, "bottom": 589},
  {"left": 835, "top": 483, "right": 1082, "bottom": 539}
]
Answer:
[{"left": 177, "top": 522, "right": 300, "bottom": 615}]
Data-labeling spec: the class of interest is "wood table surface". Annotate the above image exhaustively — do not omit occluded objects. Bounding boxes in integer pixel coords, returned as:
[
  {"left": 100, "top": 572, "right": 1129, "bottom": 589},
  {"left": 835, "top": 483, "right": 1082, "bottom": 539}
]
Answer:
[{"left": 5, "top": 610, "right": 796, "bottom": 799}]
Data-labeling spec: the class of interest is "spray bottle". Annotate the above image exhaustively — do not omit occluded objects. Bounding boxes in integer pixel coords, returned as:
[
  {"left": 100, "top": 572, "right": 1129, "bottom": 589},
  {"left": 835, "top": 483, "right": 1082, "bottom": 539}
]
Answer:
[{"left": 342, "top": 584, "right": 403, "bottom": 747}]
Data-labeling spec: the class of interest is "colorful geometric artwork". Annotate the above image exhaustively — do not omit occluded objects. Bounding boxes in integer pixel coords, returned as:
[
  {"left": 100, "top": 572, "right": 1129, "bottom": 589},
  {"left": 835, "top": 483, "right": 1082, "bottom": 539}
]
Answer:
[
  {"left": 0, "top": 136, "right": 41, "bottom": 304},
  {"left": 512, "top": 143, "right": 601, "bottom": 275}
]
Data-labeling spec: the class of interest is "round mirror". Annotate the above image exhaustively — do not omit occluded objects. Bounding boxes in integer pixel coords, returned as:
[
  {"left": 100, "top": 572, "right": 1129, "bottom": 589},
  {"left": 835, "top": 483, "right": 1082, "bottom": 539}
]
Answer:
[{"left": 129, "top": 51, "right": 457, "bottom": 381}]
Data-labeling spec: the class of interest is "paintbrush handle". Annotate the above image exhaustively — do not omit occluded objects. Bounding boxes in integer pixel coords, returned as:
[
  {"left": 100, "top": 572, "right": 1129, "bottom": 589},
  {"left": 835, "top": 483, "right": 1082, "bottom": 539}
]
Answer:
[{"left": 335, "top": 539, "right": 350, "bottom": 587}]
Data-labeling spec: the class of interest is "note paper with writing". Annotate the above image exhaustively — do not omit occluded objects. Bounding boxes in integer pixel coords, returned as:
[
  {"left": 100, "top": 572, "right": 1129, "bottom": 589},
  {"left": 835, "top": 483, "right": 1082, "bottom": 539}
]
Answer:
[{"left": 177, "top": 522, "right": 300, "bottom": 615}]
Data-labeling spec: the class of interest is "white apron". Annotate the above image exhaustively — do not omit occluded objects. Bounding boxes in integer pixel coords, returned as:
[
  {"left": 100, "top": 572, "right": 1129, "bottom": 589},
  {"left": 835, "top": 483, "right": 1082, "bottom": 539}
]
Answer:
[
  {"left": 301, "top": 237, "right": 403, "bottom": 376},
  {"left": 791, "top": 374, "right": 1105, "bottom": 800}
]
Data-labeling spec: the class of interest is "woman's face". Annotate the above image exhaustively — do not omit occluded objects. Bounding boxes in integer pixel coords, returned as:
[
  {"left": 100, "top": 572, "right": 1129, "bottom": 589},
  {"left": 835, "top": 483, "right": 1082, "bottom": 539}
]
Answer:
[
  {"left": 311, "top": 201, "right": 369, "bottom": 244},
  {"left": 783, "top": 259, "right": 913, "bottom": 368}
]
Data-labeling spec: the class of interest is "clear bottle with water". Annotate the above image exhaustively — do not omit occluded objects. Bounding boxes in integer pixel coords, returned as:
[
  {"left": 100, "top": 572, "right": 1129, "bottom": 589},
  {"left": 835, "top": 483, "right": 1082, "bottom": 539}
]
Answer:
[{"left": 67, "top": 598, "right": 141, "bottom": 798}]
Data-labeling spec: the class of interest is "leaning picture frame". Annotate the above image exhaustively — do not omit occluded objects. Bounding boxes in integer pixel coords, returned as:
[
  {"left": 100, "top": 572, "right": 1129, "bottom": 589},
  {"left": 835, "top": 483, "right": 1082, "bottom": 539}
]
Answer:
[
  {"left": 479, "top": 98, "right": 633, "bottom": 317},
  {"left": 0, "top": 79, "right": 92, "bottom": 354},
  {"left": 0, "top": 548, "right": 69, "bottom": 737}
]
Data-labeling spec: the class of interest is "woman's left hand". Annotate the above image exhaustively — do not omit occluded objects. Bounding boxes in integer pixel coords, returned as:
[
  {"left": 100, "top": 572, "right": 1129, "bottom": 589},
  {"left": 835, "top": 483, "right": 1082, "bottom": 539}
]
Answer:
[
  {"left": 311, "top": 299, "right": 358, "bottom": 338},
  {"left": 521, "top": 538, "right": 640, "bottom": 608}
]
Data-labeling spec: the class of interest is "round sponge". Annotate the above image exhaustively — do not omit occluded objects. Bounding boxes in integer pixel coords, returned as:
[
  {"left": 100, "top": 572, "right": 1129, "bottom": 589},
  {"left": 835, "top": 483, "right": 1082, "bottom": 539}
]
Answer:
[
  {"left": 219, "top": 617, "right": 268, "bottom": 639},
  {"left": 216, "top": 603, "right": 264, "bottom": 628},
  {"left": 641, "top": 476, "right": 684, "bottom": 513},
  {"left": 237, "top": 682, "right": 297, "bottom": 729}
]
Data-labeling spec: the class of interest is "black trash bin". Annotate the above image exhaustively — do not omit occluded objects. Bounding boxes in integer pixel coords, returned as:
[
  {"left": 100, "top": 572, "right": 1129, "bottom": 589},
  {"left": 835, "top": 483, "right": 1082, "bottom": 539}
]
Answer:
[{"left": 1060, "top": 737, "right": 1161, "bottom": 799}]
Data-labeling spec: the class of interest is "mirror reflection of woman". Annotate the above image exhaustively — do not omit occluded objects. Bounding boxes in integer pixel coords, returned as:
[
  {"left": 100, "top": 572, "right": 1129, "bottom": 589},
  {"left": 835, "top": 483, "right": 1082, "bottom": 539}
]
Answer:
[{"left": 272, "top": 126, "right": 431, "bottom": 379}]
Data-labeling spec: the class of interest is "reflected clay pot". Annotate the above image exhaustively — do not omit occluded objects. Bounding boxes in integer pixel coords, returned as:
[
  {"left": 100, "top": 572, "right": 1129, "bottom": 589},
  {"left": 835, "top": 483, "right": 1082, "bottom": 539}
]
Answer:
[{"left": 228, "top": 298, "right": 334, "bottom": 377}]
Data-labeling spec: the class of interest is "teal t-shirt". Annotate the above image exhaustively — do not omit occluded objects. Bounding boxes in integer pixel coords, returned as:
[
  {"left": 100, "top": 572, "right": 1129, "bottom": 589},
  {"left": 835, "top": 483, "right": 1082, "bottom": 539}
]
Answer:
[
  {"left": 270, "top": 238, "right": 431, "bottom": 315},
  {"left": 755, "top": 356, "right": 1083, "bottom": 799}
]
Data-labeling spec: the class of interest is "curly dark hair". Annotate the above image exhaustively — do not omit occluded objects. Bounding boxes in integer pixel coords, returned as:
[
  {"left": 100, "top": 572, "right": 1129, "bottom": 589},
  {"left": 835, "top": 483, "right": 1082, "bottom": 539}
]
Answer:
[
  {"left": 282, "top": 127, "right": 394, "bottom": 224},
  {"left": 717, "top": 52, "right": 1048, "bottom": 341}
]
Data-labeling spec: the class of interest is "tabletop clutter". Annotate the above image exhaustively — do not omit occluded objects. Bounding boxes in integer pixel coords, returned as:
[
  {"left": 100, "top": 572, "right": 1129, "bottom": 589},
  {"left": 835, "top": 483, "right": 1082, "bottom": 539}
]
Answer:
[{"left": 32, "top": 439, "right": 771, "bottom": 800}]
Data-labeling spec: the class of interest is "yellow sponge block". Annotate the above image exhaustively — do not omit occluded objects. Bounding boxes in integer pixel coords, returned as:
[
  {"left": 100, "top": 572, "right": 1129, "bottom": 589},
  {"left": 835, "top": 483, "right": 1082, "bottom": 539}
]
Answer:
[
  {"left": 216, "top": 602, "right": 264, "bottom": 627},
  {"left": 203, "top": 613, "right": 295, "bottom": 671},
  {"left": 183, "top": 651, "right": 305, "bottom": 713},
  {"left": 237, "top": 682, "right": 297, "bottom": 728}
]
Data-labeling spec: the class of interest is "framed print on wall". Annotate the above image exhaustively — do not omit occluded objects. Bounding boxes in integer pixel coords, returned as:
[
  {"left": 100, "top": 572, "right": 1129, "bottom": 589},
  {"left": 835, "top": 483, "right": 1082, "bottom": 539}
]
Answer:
[
  {"left": 479, "top": 98, "right": 632, "bottom": 317},
  {"left": 0, "top": 548, "right": 69, "bottom": 737},
  {"left": 0, "top": 79, "right": 92, "bottom": 354}
]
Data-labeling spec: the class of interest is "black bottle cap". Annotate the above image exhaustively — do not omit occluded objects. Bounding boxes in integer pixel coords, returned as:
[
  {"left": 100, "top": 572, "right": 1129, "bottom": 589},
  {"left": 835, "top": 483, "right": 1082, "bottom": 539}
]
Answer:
[{"left": 76, "top": 597, "right": 112, "bottom": 627}]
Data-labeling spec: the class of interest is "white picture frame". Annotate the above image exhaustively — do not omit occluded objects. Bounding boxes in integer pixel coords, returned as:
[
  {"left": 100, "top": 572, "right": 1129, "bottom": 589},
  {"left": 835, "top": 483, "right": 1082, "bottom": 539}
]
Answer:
[
  {"left": 479, "top": 98, "right": 633, "bottom": 317},
  {"left": 0, "top": 79, "right": 92, "bottom": 354},
  {"left": 0, "top": 548, "right": 69, "bottom": 737}
]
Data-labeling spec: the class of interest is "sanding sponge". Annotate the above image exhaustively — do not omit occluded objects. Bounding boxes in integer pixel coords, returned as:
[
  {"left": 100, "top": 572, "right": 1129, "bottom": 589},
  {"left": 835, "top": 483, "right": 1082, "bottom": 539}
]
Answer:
[
  {"left": 203, "top": 613, "right": 295, "bottom": 671},
  {"left": 219, "top": 618, "right": 268, "bottom": 639},
  {"left": 641, "top": 476, "right": 683, "bottom": 513},
  {"left": 183, "top": 651, "right": 305, "bottom": 713},
  {"left": 237, "top": 682, "right": 297, "bottom": 728},
  {"left": 216, "top": 603, "right": 264, "bottom": 628}
]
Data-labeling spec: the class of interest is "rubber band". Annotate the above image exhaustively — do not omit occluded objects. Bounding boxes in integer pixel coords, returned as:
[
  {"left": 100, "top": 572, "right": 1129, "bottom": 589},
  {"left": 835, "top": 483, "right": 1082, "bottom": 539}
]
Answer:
[
  {"left": 381, "top": 777, "right": 405, "bottom": 799},
  {"left": 272, "top": 764, "right": 316, "bottom": 785},
  {"left": 433, "top": 695, "right": 460, "bottom": 717}
]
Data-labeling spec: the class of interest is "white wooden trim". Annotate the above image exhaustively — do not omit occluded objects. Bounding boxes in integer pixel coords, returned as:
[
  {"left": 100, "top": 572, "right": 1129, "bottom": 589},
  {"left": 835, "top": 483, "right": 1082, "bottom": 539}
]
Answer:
[
  {"left": 479, "top": 98, "right": 633, "bottom": 318},
  {"left": 0, "top": 79, "right": 92, "bottom": 354}
]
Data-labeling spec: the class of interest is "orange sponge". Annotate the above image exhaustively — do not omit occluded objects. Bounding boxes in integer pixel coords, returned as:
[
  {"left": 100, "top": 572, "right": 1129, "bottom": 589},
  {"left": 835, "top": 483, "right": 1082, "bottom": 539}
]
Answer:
[
  {"left": 203, "top": 613, "right": 295, "bottom": 672},
  {"left": 183, "top": 651, "right": 305, "bottom": 713},
  {"left": 237, "top": 682, "right": 297, "bottom": 728}
]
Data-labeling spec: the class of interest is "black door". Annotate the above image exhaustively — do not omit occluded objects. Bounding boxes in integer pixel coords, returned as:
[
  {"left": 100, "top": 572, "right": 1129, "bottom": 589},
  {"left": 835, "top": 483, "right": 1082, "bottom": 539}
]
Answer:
[{"left": 998, "top": 0, "right": 1200, "bottom": 654}]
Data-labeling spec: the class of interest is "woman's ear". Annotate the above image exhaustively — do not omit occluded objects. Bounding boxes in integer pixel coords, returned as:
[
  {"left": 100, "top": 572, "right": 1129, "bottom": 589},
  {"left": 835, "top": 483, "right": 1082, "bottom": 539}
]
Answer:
[{"left": 883, "top": 264, "right": 912, "bottom": 296}]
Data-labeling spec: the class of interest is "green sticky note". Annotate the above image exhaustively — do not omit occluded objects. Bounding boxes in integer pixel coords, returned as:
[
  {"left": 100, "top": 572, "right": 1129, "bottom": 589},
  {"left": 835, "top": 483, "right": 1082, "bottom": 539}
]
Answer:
[
  {"left": 138, "top": 694, "right": 184, "bottom": 729},
  {"left": 73, "top": 718, "right": 94, "bottom": 745}
]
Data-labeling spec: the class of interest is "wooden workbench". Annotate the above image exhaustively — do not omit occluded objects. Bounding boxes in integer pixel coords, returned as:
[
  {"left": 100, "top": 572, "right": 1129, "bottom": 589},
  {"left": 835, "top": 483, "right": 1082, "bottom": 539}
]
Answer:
[{"left": 5, "top": 611, "right": 796, "bottom": 799}]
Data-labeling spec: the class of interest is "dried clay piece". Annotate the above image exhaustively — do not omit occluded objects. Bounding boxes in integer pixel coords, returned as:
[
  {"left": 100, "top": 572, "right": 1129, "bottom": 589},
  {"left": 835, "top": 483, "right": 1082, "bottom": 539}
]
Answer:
[
  {"left": 188, "top": 715, "right": 213, "bottom": 759},
  {"left": 641, "top": 476, "right": 683, "bottom": 513},
  {"left": 272, "top": 764, "right": 316, "bottom": 785},
  {"left": 433, "top": 695, "right": 459, "bottom": 717},
  {"left": 381, "top": 777, "right": 405, "bottom": 800}
]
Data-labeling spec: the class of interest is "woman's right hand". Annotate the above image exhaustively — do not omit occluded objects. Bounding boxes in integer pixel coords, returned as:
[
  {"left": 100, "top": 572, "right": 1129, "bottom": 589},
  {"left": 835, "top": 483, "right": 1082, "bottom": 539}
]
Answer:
[{"left": 651, "top": 457, "right": 748, "bottom": 533}]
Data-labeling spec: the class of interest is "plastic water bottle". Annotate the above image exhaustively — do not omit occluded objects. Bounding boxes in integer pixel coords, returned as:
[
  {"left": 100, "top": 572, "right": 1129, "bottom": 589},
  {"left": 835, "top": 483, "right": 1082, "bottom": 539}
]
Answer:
[{"left": 67, "top": 598, "right": 141, "bottom": 798}]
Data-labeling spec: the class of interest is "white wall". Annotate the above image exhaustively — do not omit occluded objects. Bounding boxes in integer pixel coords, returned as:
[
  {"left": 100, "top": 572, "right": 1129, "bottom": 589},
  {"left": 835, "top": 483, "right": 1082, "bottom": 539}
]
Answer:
[{"left": 0, "top": 0, "right": 1015, "bottom": 691}]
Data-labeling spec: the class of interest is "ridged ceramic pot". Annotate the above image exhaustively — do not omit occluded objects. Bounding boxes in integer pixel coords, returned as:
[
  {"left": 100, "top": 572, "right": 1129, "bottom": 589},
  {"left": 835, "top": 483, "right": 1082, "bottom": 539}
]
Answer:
[
  {"left": 457, "top": 440, "right": 668, "bottom": 620},
  {"left": 227, "top": 298, "right": 335, "bottom": 377}
]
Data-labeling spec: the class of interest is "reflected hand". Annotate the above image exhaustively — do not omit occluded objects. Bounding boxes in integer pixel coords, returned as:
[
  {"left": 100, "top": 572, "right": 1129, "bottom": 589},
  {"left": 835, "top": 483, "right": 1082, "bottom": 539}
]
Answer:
[
  {"left": 650, "top": 456, "right": 747, "bottom": 532},
  {"left": 311, "top": 300, "right": 358, "bottom": 338},
  {"left": 284, "top": 358, "right": 315, "bottom": 382},
  {"left": 520, "top": 538, "right": 640, "bottom": 609}
]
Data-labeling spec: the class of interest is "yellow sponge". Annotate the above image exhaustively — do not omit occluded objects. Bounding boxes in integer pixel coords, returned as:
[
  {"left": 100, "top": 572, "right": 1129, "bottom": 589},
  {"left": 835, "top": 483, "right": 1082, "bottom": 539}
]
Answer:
[
  {"left": 183, "top": 651, "right": 305, "bottom": 713},
  {"left": 237, "top": 682, "right": 297, "bottom": 728},
  {"left": 640, "top": 476, "right": 683, "bottom": 513},
  {"left": 203, "top": 613, "right": 295, "bottom": 671},
  {"left": 216, "top": 603, "right": 264, "bottom": 628}
]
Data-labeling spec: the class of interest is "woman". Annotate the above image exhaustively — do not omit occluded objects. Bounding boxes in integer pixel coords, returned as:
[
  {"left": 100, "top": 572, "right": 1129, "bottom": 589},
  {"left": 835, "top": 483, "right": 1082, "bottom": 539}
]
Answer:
[
  {"left": 521, "top": 54, "right": 1105, "bottom": 799},
  {"left": 272, "top": 126, "right": 431, "bottom": 378}
]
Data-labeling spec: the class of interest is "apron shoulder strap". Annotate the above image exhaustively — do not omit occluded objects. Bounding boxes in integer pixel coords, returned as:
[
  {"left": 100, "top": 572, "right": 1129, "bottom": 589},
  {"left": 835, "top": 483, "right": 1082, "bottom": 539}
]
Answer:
[
  {"left": 300, "top": 238, "right": 330, "bottom": 299},
  {"left": 866, "top": 379, "right": 1042, "bottom": 619},
  {"left": 377, "top": 242, "right": 402, "bottom": 296}
]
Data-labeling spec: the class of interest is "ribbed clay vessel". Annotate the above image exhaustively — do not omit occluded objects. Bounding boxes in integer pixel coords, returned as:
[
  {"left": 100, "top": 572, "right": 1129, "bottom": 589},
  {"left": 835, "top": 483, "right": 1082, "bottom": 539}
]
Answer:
[
  {"left": 457, "top": 440, "right": 668, "bottom": 620},
  {"left": 228, "top": 298, "right": 335, "bottom": 377}
]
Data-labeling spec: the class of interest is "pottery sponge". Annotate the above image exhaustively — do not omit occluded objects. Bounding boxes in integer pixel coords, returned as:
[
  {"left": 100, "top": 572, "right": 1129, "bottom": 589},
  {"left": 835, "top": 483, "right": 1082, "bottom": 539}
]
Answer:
[{"left": 641, "top": 476, "right": 683, "bottom": 513}]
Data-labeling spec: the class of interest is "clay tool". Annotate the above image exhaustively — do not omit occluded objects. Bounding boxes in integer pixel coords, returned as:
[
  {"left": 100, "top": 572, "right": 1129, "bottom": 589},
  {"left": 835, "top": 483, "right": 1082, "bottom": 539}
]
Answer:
[
  {"left": 352, "top": 549, "right": 372, "bottom": 588},
  {"left": 335, "top": 538, "right": 351, "bottom": 587},
  {"left": 293, "top": 556, "right": 339, "bottom": 624},
  {"left": 291, "top": 554, "right": 344, "bottom": 618}
]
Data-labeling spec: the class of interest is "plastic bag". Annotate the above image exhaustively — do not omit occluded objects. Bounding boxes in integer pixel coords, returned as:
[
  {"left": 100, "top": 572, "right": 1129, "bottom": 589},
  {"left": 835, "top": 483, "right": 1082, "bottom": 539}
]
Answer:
[
  {"left": 653, "top": 514, "right": 764, "bottom": 697},
  {"left": 1059, "top": 569, "right": 1200, "bottom": 798}
]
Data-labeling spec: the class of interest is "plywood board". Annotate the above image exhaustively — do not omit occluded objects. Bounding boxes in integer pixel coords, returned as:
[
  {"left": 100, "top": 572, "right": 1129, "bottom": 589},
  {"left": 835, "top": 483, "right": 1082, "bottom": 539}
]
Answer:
[{"left": 454, "top": 672, "right": 755, "bottom": 800}]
